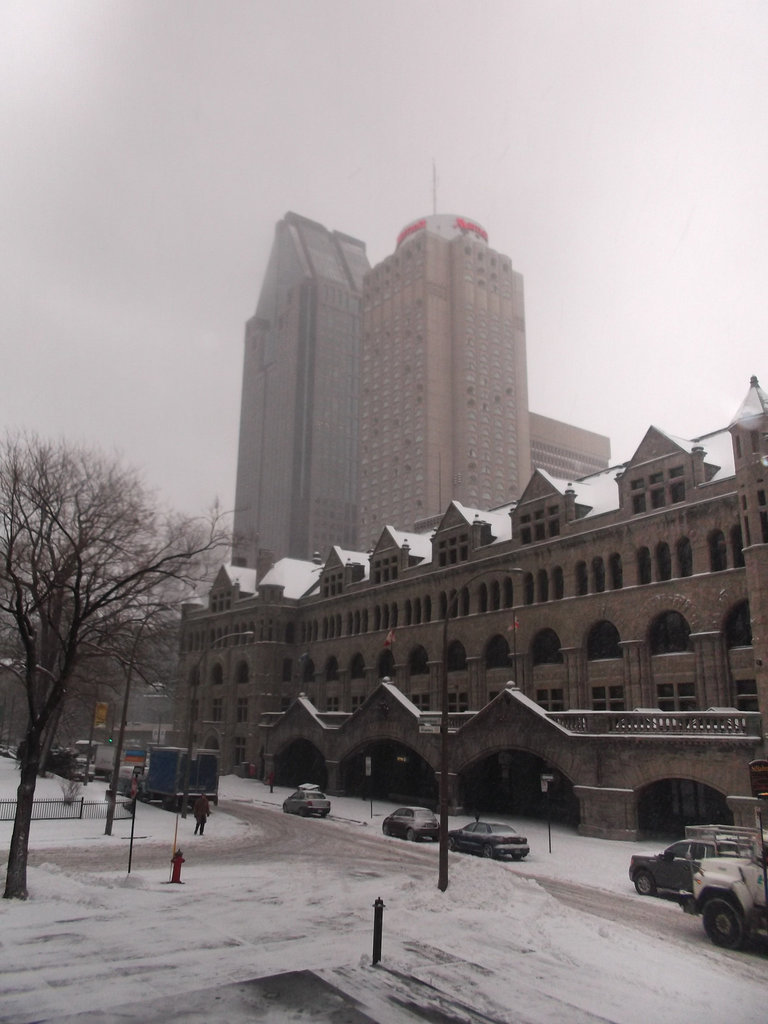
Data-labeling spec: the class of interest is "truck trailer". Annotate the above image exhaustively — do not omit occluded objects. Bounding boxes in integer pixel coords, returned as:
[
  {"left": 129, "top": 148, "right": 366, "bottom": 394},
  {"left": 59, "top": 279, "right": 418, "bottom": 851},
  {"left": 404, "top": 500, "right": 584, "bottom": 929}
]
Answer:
[{"left": 139, "top": 746, "right": 219, "bottom": 811}]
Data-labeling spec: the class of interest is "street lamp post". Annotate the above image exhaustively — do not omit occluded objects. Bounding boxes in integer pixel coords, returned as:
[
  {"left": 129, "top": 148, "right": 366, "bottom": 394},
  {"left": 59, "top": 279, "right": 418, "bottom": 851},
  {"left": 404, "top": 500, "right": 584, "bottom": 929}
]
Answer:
[
  {"left": 438, "top": 566, "right": 526, "bottom": 892},
  {"left": 180, "top": 630, "right": 253, "bottom": 818}
]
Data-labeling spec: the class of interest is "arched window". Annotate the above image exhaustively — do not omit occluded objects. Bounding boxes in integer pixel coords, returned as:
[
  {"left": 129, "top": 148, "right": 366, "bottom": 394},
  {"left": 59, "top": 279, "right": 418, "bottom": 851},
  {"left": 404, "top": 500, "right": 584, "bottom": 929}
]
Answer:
[
  {"left": 491, "top": 580, "right": 501, "bottom": 610},
  {"left": 575, "top": 561, "right": 588, "bottom": 596},
  {"left": 446, "top": 640, "right": 467, "bottom": 671},
  {"left": 408, "top": 645, "right": 429, "bottom": 676},
  {"left": 537, "top": 570, "right": 549, "bottom": 602},
  {"left": 724, "top": 600, "right": 751, "bottom": 648},
  {"left": 373, "top": 606, "right": 381, "bottom": 631},
  {"left": 656, "top": 542, "right": 671, "bottom": 581},
  {"left": 211, "top": 663, "right": 223, "bottom": 686},
  {"left": 235, "top": 660, "right": 249, "bottom": 684},
  {"left": 592, "top": 557, "right": 605, "bottom": 593},
  {"left": 302, "top": 656, "right": 315, "bottom": 683},
  {"left": 485, "top": 634, "right": 510, "bottom": 668},
  {"left": 382, "top": 605, "right": 390, "bottom": 630},
  {"left": 478, "top": 583, "right": 488, "bottom": 613},
  {"left": 390, "top": 603, "right": 398, "bottom": 628},
  {"left": 413, "top": 597, "right": 422, "bottom": 624},
  {"left": 552, "top": 566, "right": 564, "bottom": 599},
  {"left": 404, "top": 600, "right": 412, "bottom": 626},
  {"left": 532, "top": 629, "right": 563, "bottom": 665},
  {"left": 637, "top": 546, "right": 652, "bottom": 585},
  {"left": 503, "top": 577, "right": 514, "bottom": 607},
  {"left": 730, "top": 524, "right": 745, "bottom": 568},
  {"left": 676, "top": 537, "right": 693, "bottom": 578},
  {"left": 423, "top": 595, "right": 432, "bottom": 622},
  {"left": 325, "top": 656, "right": 339, "bottom": 682},
  {"left": 460, "top": 587, "right": 470, "bottom": 616},
  {"left": 524, "top": 573, "right": 534, "bottom": 605},
  {"left": 649, "top": 611, "right": 691, "bottom": 654},
  {"left": 609, "top": 553, "right": 623, "bottom": 590},
  {"left": 378, "top": 649, "right": 395, "bottom": 678},
  {"left": 587, "top": 621, "right": 621, "bottom": 660},
  {"left": 349, "top": 652, "right": 365, "bottom": 679},
  {"left": 709, "top": 529, "right": 728, "bottom": 572}
]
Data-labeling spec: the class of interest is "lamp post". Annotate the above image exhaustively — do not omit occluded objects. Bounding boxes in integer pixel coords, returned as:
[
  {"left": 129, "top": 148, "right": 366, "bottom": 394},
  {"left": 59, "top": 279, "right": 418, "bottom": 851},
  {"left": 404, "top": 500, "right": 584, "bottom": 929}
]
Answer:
[
  {"left": 180, "top": 630, "right": 253, "bottom": 818},
  {"left": 438, "top": 566, "right": 526, "bottom": 892}
]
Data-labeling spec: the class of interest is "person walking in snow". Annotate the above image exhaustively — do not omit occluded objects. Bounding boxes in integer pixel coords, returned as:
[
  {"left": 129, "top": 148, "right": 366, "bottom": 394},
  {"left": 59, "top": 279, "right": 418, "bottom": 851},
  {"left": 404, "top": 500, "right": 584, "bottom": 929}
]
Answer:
[{"left": 193, "top": 793, "right": 210, "bottom": 835}]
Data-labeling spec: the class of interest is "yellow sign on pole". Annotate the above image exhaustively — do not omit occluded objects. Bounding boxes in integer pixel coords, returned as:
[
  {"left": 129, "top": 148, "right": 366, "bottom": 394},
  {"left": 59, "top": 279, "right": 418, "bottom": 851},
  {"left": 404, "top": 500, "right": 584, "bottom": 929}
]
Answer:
[{"left": 93, "top": 702, "right": 108, "bottom": 728}]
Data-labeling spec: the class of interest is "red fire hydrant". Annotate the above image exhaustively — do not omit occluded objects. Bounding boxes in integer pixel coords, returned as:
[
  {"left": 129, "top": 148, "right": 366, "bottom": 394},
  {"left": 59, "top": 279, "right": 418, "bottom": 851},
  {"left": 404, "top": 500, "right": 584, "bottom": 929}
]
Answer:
[{"left": 170, "top": 849, "right": 185, "bottom": 884}]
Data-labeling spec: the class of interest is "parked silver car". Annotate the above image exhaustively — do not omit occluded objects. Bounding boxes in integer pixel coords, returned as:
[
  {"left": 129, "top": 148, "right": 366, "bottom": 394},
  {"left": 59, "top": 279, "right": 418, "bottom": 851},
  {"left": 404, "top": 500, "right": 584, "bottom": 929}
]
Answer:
[{"left": 282, "top": 784, "right": 330, "bottom": 818}]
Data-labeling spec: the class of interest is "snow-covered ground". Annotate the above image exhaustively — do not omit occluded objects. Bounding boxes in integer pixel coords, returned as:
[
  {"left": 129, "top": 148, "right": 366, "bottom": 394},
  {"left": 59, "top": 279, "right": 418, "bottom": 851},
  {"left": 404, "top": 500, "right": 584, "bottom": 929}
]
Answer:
[{"left": 0, "top": 756, "right": 765, "bottom": 1023}]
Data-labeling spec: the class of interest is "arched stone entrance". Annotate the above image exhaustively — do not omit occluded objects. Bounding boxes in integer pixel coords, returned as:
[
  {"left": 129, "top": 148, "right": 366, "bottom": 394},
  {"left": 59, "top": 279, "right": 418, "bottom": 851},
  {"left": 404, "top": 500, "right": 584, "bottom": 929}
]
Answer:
[
  {"left": 341, "top": 740, "right": 438, "bottom": 808},
  {"left": 275, "top": 738, "right": 328, "bottom": 790},
  {"left": 458, "top": 749, "right": 579, "bottom": 826},
  {"left": 636, "top": 778, "right": 732, "bottom": 837}
]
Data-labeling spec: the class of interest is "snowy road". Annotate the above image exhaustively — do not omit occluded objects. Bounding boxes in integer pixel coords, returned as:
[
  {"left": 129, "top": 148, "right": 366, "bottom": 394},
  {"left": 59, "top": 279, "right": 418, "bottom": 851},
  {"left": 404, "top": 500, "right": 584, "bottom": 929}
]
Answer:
[{"left": 2, "top": 769, "right": 766, "bottom": 1023}]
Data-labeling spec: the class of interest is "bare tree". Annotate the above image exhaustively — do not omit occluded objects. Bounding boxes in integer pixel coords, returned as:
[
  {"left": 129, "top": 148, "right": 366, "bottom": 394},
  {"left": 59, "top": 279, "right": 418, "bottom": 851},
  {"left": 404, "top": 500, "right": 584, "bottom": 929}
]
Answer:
[{"left": 0, "top": 434, "right": 228, "bottom": 899}]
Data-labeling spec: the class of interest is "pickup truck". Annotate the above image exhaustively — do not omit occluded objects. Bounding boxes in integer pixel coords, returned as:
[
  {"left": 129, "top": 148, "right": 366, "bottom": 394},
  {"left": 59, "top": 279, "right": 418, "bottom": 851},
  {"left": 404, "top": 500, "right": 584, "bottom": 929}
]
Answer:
[{"left": 629, "top": 833, "right": 741, "bottom": 897}]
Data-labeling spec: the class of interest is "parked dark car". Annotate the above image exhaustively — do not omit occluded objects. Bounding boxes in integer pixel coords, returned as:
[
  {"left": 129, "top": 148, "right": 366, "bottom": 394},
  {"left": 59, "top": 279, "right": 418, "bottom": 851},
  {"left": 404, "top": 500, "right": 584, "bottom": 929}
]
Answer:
[
  {"left": 448, "top": 820, "right": 530, "bottom": 860},
  {"left": 382, "top": 806, "right": 439, "bottom": 841},
  {"left": 282, "top": 784, "right": 330, "bottom": 818},
  {"left": 629, "top": 838, "right": 733, "bottom": 896}
]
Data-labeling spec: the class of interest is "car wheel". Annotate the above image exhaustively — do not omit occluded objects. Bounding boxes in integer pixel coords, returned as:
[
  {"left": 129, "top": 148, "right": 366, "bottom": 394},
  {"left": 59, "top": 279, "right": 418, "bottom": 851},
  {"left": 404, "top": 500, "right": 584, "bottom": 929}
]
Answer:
[
  {"left": 382, "top": 822, "right": 391, "bottom": 836},
  {"left": 448, "top": 836, "right": 457, "bottom": 851},
  {"left": 321, "top": 810, "right": 329, "bottom": 818},
  {"left": 633, "top": 870, "right": 657, "bottom": 896},
  {"left": 282, "top": 805, "right": 289, "bottom": 813},
  {"left": 482, "top": 844, "right": 494, "bottom": 859},
  {"left": 703, "top": 898, "right": 745, "bottom": 949},
  {"left": 406, "top": 828, "right": 417, "bottom": 842}
]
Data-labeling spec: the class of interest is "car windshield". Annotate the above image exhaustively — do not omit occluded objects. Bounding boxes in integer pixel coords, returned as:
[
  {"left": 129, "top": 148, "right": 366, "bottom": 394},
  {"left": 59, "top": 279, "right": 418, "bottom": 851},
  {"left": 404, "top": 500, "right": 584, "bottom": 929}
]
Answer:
[
  {"left": 413, "top": 809, "right": 434, "bottom": 818},
  {"left": 488, "top": 824, "right": 516, "bottom": 834}
]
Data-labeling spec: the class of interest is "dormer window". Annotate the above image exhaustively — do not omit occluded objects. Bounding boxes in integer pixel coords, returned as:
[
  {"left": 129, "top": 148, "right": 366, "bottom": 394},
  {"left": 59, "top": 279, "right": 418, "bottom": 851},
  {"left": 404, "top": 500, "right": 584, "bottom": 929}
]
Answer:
[{"left": 437, "top": 533, "right": 469, "bottom": 566}]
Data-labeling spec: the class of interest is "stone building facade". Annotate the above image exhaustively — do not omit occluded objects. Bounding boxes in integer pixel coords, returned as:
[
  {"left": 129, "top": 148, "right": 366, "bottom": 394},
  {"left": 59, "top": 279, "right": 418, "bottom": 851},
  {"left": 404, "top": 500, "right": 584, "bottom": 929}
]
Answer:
[{"left": 176, "top": 378, "right": 768, "bottom": 840}]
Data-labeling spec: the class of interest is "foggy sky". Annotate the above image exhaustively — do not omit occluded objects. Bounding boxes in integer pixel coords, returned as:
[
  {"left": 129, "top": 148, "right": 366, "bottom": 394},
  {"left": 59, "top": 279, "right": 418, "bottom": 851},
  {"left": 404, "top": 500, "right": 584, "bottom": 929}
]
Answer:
[{"left": 2, "top": 0, "right": 767, "bottom": 518}]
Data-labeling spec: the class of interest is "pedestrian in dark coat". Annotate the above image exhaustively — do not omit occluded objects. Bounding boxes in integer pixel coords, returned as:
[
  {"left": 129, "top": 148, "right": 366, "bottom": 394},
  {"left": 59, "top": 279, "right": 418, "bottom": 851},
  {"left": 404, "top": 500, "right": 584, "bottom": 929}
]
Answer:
[{"left": 193, "top": 793, "right": 210, "bottom": 835}]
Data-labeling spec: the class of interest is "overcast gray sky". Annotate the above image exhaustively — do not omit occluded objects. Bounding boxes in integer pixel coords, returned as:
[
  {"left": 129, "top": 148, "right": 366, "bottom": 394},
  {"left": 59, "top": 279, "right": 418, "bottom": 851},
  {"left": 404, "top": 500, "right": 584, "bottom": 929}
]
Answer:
[{"left": 2, "top": 1, "right": 766, "bottom": 516}]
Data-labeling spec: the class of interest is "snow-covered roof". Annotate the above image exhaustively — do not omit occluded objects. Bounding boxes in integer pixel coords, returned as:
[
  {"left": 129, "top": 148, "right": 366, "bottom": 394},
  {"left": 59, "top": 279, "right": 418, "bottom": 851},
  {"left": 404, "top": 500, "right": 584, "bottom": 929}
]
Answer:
[
  {"left": 218, "top": 565, "right": 258, "bottom": 594},
  {"left": 730, "top": 375, "right": 768, "bottom": 426},
  {"left": 452, "top": 501, "right": 513, "bottom": 543},
  {"left": 259, "top": 558, "right": 322, "bottom": 600},
  {"left": 567, "top": 466, "right": 624, "bottom": 518},
  {"left": 386, "top": 528, "right": 432, "bottom": 561}
]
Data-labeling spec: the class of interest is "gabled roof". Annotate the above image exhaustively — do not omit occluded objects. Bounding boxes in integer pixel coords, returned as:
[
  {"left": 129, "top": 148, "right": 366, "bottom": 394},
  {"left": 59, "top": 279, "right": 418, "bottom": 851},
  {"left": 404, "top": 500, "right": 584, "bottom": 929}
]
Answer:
[
  {"left": 259, "top": 558, "right": 322, "bottom": 600},
  {"left": 369, "top": 525, "right": 432, "bottom": 562},
  {"left": 730, "top": 375, "right": 768, "bottom": 428},
  {"left": 324, "top": 546, "right": 369, "bottom": 574},
  {"left": 212, "top": 565, "right": 258, "bottom": 595}
]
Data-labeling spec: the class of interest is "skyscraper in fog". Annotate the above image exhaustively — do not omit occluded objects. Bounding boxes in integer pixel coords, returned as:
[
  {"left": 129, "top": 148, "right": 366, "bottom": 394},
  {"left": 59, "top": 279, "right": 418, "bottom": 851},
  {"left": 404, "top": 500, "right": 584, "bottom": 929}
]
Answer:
[
  {"left": 232, "top": 212, "right": 369, "bottom": 566},
  {"left": 357, "top": 214, "right": 532, "bottom": 546}
]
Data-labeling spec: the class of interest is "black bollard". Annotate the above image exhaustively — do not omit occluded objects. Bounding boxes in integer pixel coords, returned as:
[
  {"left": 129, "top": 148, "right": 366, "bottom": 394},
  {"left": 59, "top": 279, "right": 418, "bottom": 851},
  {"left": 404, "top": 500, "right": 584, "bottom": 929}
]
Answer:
[{"left": 372, "top": 896, "right": 385, "bottom": 965}]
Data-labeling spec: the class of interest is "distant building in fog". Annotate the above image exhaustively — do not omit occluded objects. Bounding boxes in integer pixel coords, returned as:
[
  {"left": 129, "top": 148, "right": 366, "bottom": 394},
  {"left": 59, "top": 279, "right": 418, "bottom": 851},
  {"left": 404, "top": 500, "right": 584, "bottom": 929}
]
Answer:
[{"left": 233, "top": 212, "right": 369, "bottom": 567}]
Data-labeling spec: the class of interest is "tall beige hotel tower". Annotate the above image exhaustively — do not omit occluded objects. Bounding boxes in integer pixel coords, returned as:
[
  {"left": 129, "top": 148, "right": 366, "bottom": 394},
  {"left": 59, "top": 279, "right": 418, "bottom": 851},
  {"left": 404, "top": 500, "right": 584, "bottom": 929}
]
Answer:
[{"left": 358, "top": 214, "right": 532, "bottom": 547}]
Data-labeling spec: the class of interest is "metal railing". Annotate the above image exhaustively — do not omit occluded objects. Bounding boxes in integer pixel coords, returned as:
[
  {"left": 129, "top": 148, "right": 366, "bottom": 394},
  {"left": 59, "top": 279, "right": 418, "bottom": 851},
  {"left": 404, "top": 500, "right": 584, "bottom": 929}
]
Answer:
[{"left": 0, "top": 797, "right": 133, "bottom": 822}]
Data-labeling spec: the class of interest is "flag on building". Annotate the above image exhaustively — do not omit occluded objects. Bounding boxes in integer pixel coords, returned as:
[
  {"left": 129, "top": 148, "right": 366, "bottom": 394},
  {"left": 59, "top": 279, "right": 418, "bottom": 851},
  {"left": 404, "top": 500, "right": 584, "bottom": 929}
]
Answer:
[
  {"left": 507, "top": 617, "right": 519, "bottom": 632},
  {"left": 384, "top": 629, "right": 396, "bottom": 648}
]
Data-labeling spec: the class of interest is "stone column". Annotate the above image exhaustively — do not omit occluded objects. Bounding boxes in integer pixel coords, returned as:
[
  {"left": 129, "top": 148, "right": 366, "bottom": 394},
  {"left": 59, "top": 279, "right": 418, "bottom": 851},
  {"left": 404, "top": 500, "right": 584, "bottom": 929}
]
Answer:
[
  {"left": 574, "top": 785, "right": 638, "bottom": 840},
  {"left": 690, "top": 631, "right": 728, "bottom": 708}
]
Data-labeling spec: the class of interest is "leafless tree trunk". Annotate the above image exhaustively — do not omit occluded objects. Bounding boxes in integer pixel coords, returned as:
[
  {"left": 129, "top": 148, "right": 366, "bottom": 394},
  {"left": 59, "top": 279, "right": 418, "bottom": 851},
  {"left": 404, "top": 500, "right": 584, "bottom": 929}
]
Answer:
[{"left": 0, "top": 433, "right": 228, "bottom": 899}]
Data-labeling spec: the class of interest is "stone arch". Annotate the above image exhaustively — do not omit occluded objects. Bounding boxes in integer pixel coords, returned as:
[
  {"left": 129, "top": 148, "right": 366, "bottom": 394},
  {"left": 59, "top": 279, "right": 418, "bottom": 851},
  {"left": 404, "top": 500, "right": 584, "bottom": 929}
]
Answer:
[
  {"left": 649, "top": 611, "right": 691, "bottom": 654},
  {"left": 408, "top": 644, "right": 429, "bottom": 676},
  {"left": 349, "top": 651, "right": 366, "bottom": 679},
  {"left": 531, "top": 628, "right": 563, "bottom": 665},
  {"left": 724, "top": 600, "right": 751, "bottom": 648},
  {"left": 586, "top": 620, "right": 620, "bottom": 660},
  {"left": 446, "top": 639, "right": 467, "bottom": 672},
  {"left": 484, "top": 633, "right": 510, "bottom": 669}
]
